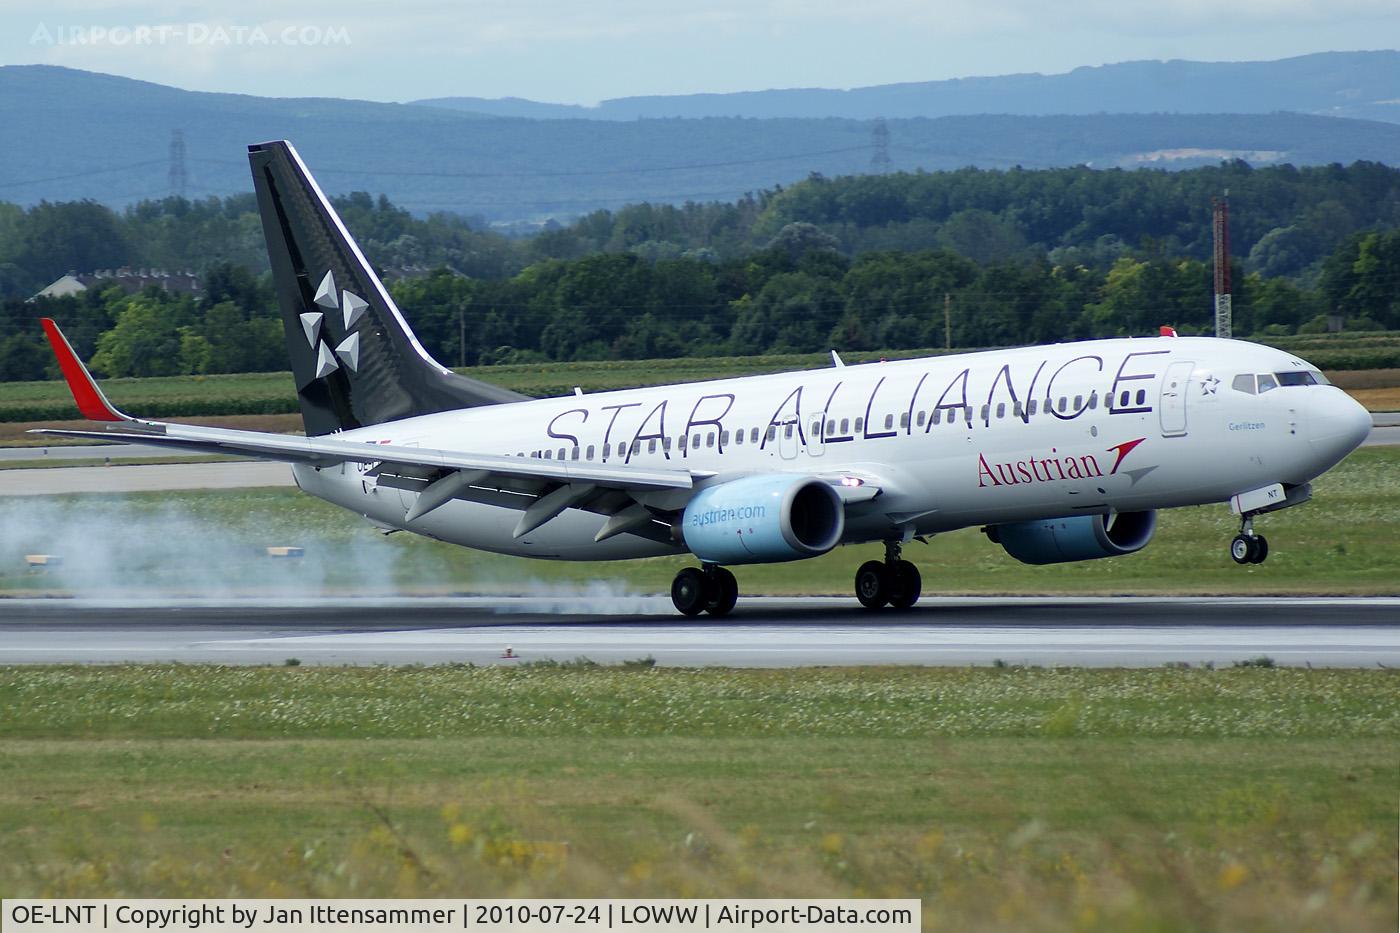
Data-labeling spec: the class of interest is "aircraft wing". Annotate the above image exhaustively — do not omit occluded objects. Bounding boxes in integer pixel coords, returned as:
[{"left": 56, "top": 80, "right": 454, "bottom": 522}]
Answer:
[
  {"left": 33, "top": 319, "right": 892, "bottom": 544},
  {"left": 33, "top": 423, "right": 695, "bottom": 490},
  {"left": 32, "top": 319, "right": 697, "bottom": 538}
]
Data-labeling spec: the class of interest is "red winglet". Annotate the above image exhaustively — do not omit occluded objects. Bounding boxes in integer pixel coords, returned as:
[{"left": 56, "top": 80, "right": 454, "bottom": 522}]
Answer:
[
  {"left": 39, "top": 318, "right": 128, "bottom": 422},
  {"left": 1159, "top": 325, "right": 1178, "bottom": 337}
]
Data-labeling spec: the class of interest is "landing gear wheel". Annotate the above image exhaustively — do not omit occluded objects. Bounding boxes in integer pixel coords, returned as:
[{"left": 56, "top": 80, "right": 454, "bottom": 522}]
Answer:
[
  {"left": 887, "top": 560, "right": 922, "bottom": 610},
  {"left": 1230, "top": 535, "right": 1254, "bottom": 565},
  {"left": 855, "top": 560, "right": 890, "bottom": 610},
  {"left": 671, "top": 567, "right": 709, "bottom": 616},
  {"left": 706, "top": 567, "right": 738, "bottom": 617},
  {"left": 1249, "top": 534, "right": 1269, "bottom": 564}
]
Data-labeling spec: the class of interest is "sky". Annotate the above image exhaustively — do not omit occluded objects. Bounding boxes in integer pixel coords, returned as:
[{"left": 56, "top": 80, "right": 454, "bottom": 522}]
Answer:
[{"left": 3, "top": 0, "right": 1398, "bottom": 104}]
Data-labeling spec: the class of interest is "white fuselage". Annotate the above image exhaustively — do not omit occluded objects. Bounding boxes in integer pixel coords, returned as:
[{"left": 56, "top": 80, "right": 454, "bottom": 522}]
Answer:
[{"left": 292, "top": 336, "right": 1370, "bottom": 560}]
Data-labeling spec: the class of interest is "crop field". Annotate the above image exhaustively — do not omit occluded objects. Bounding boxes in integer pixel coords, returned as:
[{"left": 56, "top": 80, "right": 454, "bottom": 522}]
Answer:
[
  {"left": 3, "top": 341, "right": 1397, "bottom": 429},
  {"left": 0, "top": 664, "right": 1394, "bottom": 930},
  {"left": 1, "top": 447, "right": 1396, "bottom": 598}
]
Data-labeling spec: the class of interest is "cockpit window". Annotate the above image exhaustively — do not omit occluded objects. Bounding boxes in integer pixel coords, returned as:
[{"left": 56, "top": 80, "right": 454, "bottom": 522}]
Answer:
[{"left": 1233, "top": 370, "right": 1329, "bottom": 394}]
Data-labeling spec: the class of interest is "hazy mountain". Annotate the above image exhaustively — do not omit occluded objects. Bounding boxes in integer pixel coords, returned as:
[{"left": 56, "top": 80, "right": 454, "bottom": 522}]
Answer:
[
  {"left": 3, "top": 64, "right": 1398, "bottom": 222},
  {"left": 414, "top": 51, "right": 1400, "bottom": 123}
]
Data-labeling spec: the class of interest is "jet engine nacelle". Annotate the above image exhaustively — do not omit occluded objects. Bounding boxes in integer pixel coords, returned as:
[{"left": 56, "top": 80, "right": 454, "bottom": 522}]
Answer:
[
  {"left": 682, "top": 474, "right": 844, "bottom": 565},
  {"left": 987, "top": 510, "right": 1157, "bottom": 565}
]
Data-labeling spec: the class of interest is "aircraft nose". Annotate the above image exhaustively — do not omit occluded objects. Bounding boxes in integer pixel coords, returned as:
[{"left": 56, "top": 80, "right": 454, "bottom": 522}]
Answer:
[{"left": 1308, "top": 389, "right": 1372, "bottom": 459}]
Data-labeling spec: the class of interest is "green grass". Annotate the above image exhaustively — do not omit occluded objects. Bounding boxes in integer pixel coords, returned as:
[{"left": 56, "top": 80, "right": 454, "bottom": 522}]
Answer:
[
  {"left": 11, "top": 339, "right": 1394, "bottom": 423},
  {"left": 0, "top": 351, "right": 926, "bottom": 422},
  {"left": 0, "top": 665, "right": 1395, "bottom": 930},
  {"left": 2, "top": 447, "right": 1396, "bottom": 597}
]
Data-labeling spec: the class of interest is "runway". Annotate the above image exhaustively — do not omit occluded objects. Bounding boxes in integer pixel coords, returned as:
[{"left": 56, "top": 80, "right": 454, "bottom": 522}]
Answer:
[
  {"left": 2, "top": 596, "right": 1396, "bottom": 667},
  {"left": 0, "top": 460, "right": 293, "bottom": 495}
]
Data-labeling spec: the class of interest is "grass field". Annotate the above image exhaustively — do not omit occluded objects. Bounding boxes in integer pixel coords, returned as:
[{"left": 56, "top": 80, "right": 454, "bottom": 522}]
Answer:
[
  {"left": 0, "top": 665, "right": 1394, "bottom": 931},
  {"left": 2, "top": 350, "right": 1396, "bottom": 430},
  {"left": 2, "top": 447, "right": 1396, "bottom": 597}
]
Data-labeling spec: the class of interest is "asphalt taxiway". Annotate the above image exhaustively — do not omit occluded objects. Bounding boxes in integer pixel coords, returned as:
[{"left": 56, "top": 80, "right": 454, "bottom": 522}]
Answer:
[{"left": 2, "top": 597, "right": 1396, "bottom": 667}]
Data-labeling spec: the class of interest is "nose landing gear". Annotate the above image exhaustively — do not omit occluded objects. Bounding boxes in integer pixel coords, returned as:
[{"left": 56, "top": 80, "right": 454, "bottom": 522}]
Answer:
[
  {"left": 855, "top": 540, "right": 922, "bottom": 610},
  {"left": 670, "top": 565, "right": 739, "bottom": 616},
  {"left": 1230, "top": 515, "right": 1269, "bottom": 565}
]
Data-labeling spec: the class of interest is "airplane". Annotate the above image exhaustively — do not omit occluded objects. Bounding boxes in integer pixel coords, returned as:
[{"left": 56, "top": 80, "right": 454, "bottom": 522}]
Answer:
[{"left": 35, "top": 140, "right": 1374, "bottom": 615}]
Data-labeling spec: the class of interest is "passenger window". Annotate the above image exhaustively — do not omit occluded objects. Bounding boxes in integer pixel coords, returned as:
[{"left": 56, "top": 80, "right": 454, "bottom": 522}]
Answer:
[
  {"left": 827, "top": 419, "right": 837, "bottom": 434},
  {"left": 648, "top": 439, "right": 657, "bottom": 453},
  {"left": 932, "top": 409, "right": 942, "bottom": 425},
  {"left": 1073, "top": 395, "right": 1083, "bottom": 410},
  {"left": 572, "top": 447, "right": 580, "bottom": 460},
  {"left": 899, "top": 412, "right": 909, "bottom": 428},
  {"left": 1119, "top": 391, "right": 1130, "bottom": 408},
  {"left": 558, "top": 448, "right": 566, "bottom": 460},
  {"left": 586, "top": 445, "right": 595, "bottom": 460},
  {"left": 884, "top": 414, "right": 894, "bottom": 430},
  {"left": 996, "top": 403, "right": 1006, "bottom": 419},
  {"left": 1232, "top": 374, "right": 1256, "bottom": 394},
  {"left": 766, "top": 426, "right": 776, "bottom": 442},
  {"left": 1135, "top": 389, "right": 1147, "bottom": 405},
  {"left": 720, "top": 430, "right": 729, "bottom": 446},
  {"left": 783, "top": 424, "right": 794, "bottom": 439},
  {"left": 693, "top": 433, "right": 702, "bottom": 448},
  {"left": 663, "top": 437, "right": 672, "bottom": 451},
  {"left": 980, "top": 405, "right": 990, "bottom": 421},
  {"left": 1057, "top": 397, "right": 1068, "bottom": 413},
  {"left": 1087, "top": 393, "right": 1097, "bottom": 410},
  {"left": 839, "top": 418, "right": 849, "bottom": 434},
  {"left": 811, "top": 421, "right": 822, "bottom": 436},
  {"left": 1028, "top": 399, "right": 1038, "bottom": 416},
  {"left": 916, "top": 411, "right": 926, "bottom": 426},
  {"left": 733, "top": 431, "right": 743, "bottom": 446},
  {"left": 854, "top": 417, "right": 864, "bottom": 432},
  {"left": 544, "top": 450, "right": 552, "bottom": 460},
  {"left": 706, "top": 433, "right": 715, "bottom": 448},
  {"left": 750, "top": 427, "right": 759, "bottom": 443}
]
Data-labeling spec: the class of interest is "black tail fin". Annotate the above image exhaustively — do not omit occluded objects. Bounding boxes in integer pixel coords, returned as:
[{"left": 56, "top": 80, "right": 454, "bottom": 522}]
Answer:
[{"left": 247, "top": 140, "right": 525, "bottom": 436}]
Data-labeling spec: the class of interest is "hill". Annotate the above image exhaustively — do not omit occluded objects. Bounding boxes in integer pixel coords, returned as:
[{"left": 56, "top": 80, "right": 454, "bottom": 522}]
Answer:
[
  {"left": 414, "top": 51, "right": 1400, "bottom": 122},
  {"left": 2, "top": 65, "right": 1399, "bottom": 221}
]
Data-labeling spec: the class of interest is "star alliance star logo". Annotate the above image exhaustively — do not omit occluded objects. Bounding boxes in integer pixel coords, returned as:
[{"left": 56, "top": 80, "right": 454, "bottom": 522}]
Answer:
[
  {"left": 299, "top": 271, "right": 366, "bottom": 379},
  {"left": 1200, "top": 375, "right": 1220, "bottom": 396}
]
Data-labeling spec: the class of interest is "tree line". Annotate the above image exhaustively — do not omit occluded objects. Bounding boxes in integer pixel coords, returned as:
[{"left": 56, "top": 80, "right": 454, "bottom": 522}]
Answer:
[
  {"left": 4, "top": 227, "right": 1398, "bottom": 382},
  {"left": 1, "top": 160, "right": 1398, "bottom": 381}
]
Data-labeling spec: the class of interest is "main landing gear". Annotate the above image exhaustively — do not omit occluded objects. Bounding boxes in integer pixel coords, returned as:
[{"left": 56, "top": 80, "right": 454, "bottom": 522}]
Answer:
[
  {"left": 1230, "top": 515, "right": 1269, "bottom": 565},
  {"left": 670, "top": 565, "right": 739, "bottom": 617},
  {"left": 855, "top": 540, "right": 922, "bottom": 611}
]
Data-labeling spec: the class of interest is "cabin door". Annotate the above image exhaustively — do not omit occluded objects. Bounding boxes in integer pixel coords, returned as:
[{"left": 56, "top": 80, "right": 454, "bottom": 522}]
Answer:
[{"left": 1159, "top": 361, "right": 1194, "bottom": 437}]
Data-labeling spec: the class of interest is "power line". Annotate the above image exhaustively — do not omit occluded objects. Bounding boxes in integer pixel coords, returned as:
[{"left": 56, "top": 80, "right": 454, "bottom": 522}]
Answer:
[{"left": 0, "top": 159, "right": 166, "bottom": 190}]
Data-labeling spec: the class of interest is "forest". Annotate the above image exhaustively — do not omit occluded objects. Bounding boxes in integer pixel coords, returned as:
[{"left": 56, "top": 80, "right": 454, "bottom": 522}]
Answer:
[{"left": 1, "top": 161, "right": 1398, "bottom": 381}]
